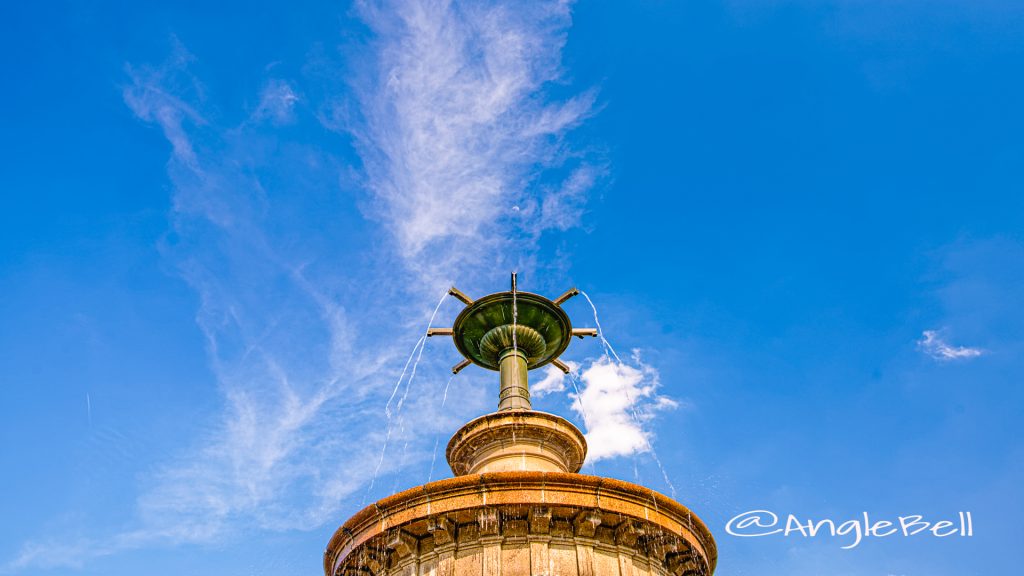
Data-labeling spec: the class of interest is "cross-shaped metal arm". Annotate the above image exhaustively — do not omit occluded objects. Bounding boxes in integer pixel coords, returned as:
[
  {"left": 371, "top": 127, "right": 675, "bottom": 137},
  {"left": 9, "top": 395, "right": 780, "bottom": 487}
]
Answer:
[{"left": 424, "top": 275, "right": 599, "bottom": 408}]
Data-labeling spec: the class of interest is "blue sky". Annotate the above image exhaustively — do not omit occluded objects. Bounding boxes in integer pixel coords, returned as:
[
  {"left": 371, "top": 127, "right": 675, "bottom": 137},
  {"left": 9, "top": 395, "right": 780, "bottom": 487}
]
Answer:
[{"left": 1, "top": 1, "right": 1022, "bottom": 574}]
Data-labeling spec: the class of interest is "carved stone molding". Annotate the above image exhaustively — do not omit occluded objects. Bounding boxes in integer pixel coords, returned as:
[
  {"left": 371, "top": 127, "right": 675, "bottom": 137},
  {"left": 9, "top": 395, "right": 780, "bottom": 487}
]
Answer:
[
  {"left": 325, "top": 472, "right": 715, "bottom": 576},
  {"left": 446, "top": 411, "right": 587, "bottom": 475}
]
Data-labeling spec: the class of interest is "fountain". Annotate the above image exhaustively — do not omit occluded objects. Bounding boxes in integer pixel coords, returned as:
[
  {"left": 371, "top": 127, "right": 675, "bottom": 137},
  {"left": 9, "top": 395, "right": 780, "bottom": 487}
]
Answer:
[{"left": 324, "top": 275, "right": 717, "bottom": 576}]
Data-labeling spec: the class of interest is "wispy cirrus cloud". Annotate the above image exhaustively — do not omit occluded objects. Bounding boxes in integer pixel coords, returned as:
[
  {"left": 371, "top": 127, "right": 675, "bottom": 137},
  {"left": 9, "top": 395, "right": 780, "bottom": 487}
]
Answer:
[
  {"left": 121, "top": 40, "right": 205, "bottom": 168},
  {"left": 917, "top": 329, "right": 984, "bottom": 361},
  {"left": 253, "top": 79, "right": 300, "bottom": 125},
  {"left": 10, "top": 43, "right": 405, "bottom": 566},
  {"left": 8, "top": 0, "right": 606, "bottom": 571},
  {"left": 337, "top": 0, "right": 600, "bottom": 283}
]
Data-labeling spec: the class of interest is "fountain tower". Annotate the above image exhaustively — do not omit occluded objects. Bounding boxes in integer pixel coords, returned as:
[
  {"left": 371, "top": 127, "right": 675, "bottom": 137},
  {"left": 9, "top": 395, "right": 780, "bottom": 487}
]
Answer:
[{"left": 324, "top": 276, "right": 716, "bottom": 576}]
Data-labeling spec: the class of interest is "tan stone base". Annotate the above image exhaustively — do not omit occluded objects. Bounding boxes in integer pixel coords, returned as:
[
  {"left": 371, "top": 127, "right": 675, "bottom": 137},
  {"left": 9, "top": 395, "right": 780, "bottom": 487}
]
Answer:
[
  {"left": 446, "top": 411, "right": 587, "bottom": 475},
  {"left": 325, "top": 472, "right": 716, "bottom": 576}
]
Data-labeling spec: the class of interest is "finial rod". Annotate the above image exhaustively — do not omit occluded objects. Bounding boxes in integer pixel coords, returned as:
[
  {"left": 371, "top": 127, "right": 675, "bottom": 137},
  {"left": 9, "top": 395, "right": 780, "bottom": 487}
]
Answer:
[{"left": 498, "top": 271, "right": 529, "bottom": 410}]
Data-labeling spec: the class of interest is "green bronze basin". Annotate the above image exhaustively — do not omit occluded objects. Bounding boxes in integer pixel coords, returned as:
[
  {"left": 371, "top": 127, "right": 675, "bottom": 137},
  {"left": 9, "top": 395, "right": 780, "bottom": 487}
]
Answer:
[{"left": 452, "top": 291, "right": 572, "bottom": 371}]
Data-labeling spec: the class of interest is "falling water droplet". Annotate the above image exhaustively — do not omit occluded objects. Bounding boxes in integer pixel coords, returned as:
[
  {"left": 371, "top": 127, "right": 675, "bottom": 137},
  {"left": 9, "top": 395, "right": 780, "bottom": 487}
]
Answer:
[{"left": 366, "top": 289, "right": 449, "bottom": 504}]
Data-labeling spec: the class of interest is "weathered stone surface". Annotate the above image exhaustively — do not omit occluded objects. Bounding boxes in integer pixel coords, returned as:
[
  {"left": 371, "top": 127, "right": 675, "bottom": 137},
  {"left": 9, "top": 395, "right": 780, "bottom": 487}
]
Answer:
[
  {"left": 478, "top": 508, "right": 501, "bottom": 536},
  {"left": 501, "top": 544, "right": 529, "bottom": 575},
  {"left": 446, "top": 411, "right": 587, "bottom": 475},
  {"left": 529, "top": 506, "right": 552, "bottom": 535},
  {"left": 615, "top": 520, "right": 644, "bottom": 548},
  {"left": 429, "top": 516, "right": 456, "bottom": 546},
  {"left": 574, "top": 510, "right": 602, "bottom": 538},
  {"left": 388, "top": 530, "right": 418, "bottom": 559},
  {"left": 576, "top": 543, "right": 596, "bottom": 576},
  {"left": 326, "top": 472, "right": 716, "bottom": 576}
]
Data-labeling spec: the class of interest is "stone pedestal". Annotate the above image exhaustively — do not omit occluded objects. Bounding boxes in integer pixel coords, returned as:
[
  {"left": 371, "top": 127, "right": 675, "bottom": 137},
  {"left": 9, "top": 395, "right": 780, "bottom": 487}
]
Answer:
[
  {"left": 446, "top": 411, "right": 586, "bottom": 475},
  {"left": 325, "top": 409, "right": 717, "bottom": 576},
  {"left": 324, "top": 472, "right": 716, "bottom": 576}
]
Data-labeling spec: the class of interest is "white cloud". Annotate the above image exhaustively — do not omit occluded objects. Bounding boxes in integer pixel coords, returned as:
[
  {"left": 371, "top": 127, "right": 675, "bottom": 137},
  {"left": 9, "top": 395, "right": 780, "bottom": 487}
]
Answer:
[
  {"left": 532, "top": 361, "right": 577, "bottom": 397},
  {"left": 570, "top": 353, "right": 678, "bottom": 462},
  {"left": 917, "top": 330, "right": 984, "bottom": 361},
  {"left": 538, "top": 164, "right": 604, "bottom": 232},
  {"left": 9, "top": 1, "right": 601, "bottom": 571},
  {"left": 122, "top": 41, "right": 205, "bottom": 168},
  {"left": 252, "top": 79, "right": 300, "bottom": 125},
  {"left": 340, "top": 0, "right": 599, "bottom": 283},
  {"left": 9, "top": 1, "right": 598, "bottom": 569},
  {"left": 55, "top": 46, "right": 401, "bottom": 558}
]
